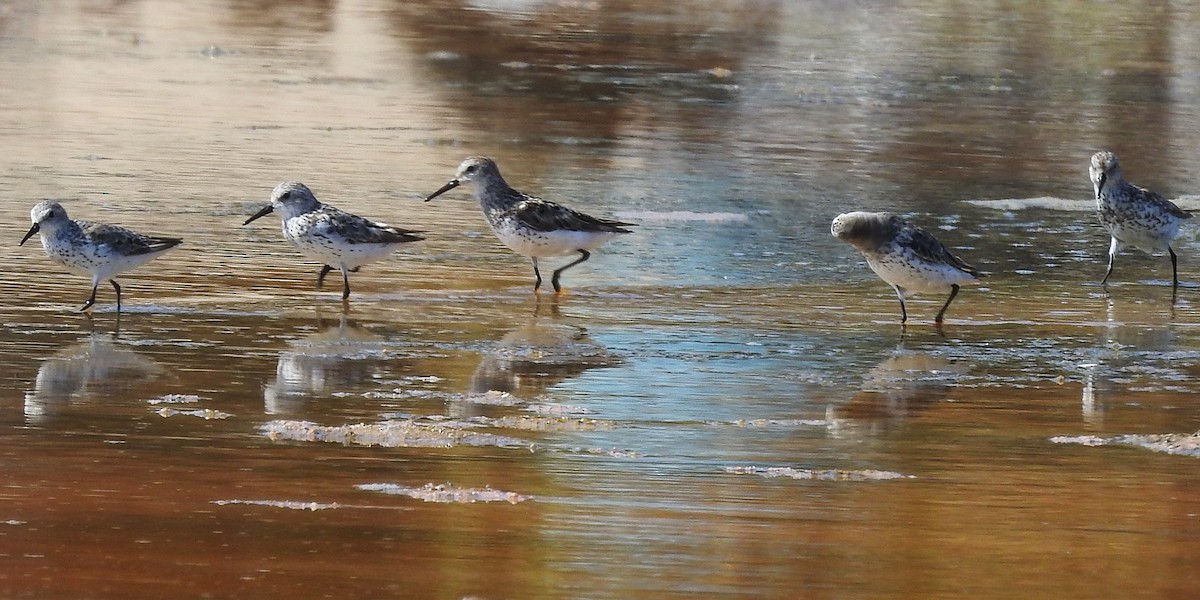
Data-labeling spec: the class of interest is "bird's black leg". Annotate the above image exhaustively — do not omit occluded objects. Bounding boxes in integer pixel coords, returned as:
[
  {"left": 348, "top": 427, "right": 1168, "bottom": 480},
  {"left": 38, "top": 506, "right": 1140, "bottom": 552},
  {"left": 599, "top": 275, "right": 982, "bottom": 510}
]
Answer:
[
  {"left": 1169, "top": 247, "right": 1180, "bottom": 289},
  {"left": 1101, "top": 256, "right": 1115, "bottom": 285},
  {"left": 531, "top": 258, "right": 543, "bottom": 293},
  {"left": 111, "top": 280, "right": 122, "bottom": 313},
  {"left": 935, "top": 284, "right": 960, "bottom": 324},
  {"left": 1101, "top": 237, "right": 1117, "bottom": 286},
  {"left": 891, "top": 285, "right": 907, "bottom": 324},
  {"left": 80, "top": 282, "right": 99, "bottom": 313},
  {"left": 317, "top": 265, "right": 333, "bottom": 289},
  {"left": 341, "top": 267, "right": 351, "bottom": 300},
  {"left": 551, "top": 250, "right": 591, "bottom": 294}
]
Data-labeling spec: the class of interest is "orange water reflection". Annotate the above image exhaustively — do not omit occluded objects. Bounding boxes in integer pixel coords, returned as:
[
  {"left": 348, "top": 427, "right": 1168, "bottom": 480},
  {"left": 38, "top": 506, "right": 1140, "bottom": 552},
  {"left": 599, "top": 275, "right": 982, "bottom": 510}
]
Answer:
[{"left": 3, "top": 1, "right": 1200, "bottom": 599}]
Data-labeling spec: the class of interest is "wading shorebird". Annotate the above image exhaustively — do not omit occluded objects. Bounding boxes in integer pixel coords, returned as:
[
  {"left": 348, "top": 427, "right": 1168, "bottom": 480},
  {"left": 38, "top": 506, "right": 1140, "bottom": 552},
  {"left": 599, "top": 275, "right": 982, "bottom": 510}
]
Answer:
[
  {"left": 832, "top": 211, "right": 982, "bottom": 324},
  {"left": 19, "top": 200, "right": 183, "bottom": 313},
  {"left": 425, "top": 156, "right": 635, "bottom": 294},
  {"left": 1089, "top": 150, "right": 1192, "bottom": 289},
  {"left": 244, "top": 181, "right": 424, "bottom": 300}
]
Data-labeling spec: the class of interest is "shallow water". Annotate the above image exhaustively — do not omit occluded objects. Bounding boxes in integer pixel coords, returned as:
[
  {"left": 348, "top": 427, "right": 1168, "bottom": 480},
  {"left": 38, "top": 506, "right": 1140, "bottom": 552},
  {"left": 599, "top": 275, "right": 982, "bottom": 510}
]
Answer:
[{"left": 3, "top": 1, "right": 1200, "bottom": 598}]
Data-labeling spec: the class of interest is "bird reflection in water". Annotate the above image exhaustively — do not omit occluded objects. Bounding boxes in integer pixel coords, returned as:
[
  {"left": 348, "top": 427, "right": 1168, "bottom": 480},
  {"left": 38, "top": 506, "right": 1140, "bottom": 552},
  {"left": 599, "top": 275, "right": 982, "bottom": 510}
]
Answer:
[
  {"left": 457, "top": 300, "right": 620, "bottom": 417},
  {"left": 1079, "top": 362, "right": 1105, "bottom": 428},
  {"left": 1080, "top": 295, "right": 1174, "bottom": 427},
  {"left": 263, "top": 313, "right": 396, "bottom": 414},
  {"left": 831, "top": 344, "right": 969, "bottom": 436},
  {"left": 24, "top": 334, "right": 165, "bottom": 423}
]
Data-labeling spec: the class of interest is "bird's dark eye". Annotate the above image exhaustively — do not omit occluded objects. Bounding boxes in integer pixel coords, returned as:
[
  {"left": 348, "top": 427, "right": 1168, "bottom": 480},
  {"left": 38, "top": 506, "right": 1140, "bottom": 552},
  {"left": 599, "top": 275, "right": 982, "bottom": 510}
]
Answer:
[
  {"left": 280, "top": 191, "right": 291, "bottom": 200},
  {"left": 464, "top": 165, "right": 476, "bottom": 174}
]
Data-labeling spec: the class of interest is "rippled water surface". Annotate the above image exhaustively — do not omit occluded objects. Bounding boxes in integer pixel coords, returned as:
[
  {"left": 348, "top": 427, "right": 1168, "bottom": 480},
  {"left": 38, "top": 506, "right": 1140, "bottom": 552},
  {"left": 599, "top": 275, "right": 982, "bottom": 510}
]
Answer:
[{"left": 4, "top": 1, "right": 1200, "bottom": 598}]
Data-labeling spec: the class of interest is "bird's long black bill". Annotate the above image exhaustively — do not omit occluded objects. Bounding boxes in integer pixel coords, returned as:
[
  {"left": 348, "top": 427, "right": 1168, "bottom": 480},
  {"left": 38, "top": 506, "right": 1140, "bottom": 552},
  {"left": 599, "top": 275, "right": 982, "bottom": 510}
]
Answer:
[
  {"left": 19, "top": 223, "right": 39, "bottom": 246},
  {"left": 425, "top": 179, "right": 460, "bottom": 202},
  {"left": 243, "top": 204, "right": 275, "bottom": 225}
]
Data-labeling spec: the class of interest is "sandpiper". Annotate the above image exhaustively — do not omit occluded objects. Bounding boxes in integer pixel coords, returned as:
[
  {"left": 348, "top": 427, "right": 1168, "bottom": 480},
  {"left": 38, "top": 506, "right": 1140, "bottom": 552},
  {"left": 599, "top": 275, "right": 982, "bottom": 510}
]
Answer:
[
  {"left": 832, "top": 211, "right": 982, "bottom": 324},
  {"left": 19, "top": 200, "right": 183, "bottom": 313},
  {"left": 244, "top": 182, "right": 424, "bottom": 300},
  {"left": 425, "top": 156, "right": 635, "bottom": 294},
  {"left": 1089, "top": 150, "right": 1192, "bottom": 288}
]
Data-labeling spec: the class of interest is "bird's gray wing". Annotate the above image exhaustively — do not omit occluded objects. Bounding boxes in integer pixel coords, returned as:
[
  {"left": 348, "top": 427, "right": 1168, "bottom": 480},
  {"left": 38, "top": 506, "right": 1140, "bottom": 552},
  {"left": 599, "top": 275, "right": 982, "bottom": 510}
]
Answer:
[
  {"left": 512, "top": 197, "right": 636, "bottom": 233},
  {"left": 316, "top": 206, "right": 425, "bottom": 244},
  {"left": 80, "top": 221, "right": 182, "bottom": 255},
  {"left": 899, "top": 218, "right": 982, "bottom": 277},
  {"left": 1135, "top": 186, "right": 1192, "bottom": 219}
]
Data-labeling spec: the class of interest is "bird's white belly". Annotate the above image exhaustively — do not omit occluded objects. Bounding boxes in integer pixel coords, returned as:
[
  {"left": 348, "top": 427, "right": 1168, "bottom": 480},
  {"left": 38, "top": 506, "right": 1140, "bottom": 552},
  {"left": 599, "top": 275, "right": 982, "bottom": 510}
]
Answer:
[
  {"left": 493, "top": 226, "right": 618, "bottom": 258},
  {"left": 1107, "top": 221, "right": 1179, "bottom": 254},
  {"left": 43, "top": 238, "right": 159, "bottom": 281},
  {"left": 866, "top": 255, "right": 974, "bottom": 294},
  {"left": 286, "top": 232, "right": 398, "bottom": 269}
]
